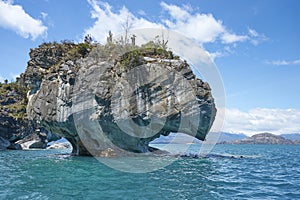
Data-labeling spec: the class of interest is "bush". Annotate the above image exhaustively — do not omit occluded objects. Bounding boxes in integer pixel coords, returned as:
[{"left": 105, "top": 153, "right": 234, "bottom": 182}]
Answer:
[{"left": 77, "top": 43, "right": 90, "bottom": 57}]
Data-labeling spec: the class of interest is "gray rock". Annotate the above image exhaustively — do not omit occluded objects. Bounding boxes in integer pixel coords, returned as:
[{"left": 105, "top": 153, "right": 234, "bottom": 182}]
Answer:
[
  {"left": 7, "top": 143, "right": 22, "bottom": 150},
  {"left": 26, "top": 44, "right": 216, "bottom": 156},
  {"left": 7, "top": 90, "right": 18, "bottom": 97},
  {"left": 16, "top": 128, "right": 60, "bottom": 149},
  {"left": 0, "top": 113, "right": 36, "bottom": 144},
  {"left": 29, "top": 141, "right": 47, "bottom": 149},
  {"left": 0, "top": 136, "right": 10, "bottom": 150},
  {"left": 47, "top": 142, "right": 71, "bottom": 149},
  {"left": 0, "top": 82, "right": 41, "bottom": 149}
]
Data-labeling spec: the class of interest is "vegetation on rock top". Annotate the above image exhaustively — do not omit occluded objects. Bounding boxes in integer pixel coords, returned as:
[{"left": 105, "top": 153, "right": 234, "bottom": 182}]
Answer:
[
  {"left": 1, "top": 31, "right": 196, "bottom": 152},
  {"left": 0, "top": 82, "right": 29, "bottom": 120}
]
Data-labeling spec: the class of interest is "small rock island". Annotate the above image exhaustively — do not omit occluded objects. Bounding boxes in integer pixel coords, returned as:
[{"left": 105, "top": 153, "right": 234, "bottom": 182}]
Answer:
[
  {"left": 222, "top": 133, "right": 299, "bottom": 144},
  {"left": 1, "top": 37, "right": 217, "bottom": 156}
]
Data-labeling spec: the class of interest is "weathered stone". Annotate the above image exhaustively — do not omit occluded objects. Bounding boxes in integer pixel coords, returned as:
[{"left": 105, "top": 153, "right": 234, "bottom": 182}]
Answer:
[
  {"left": 7, "top": 143, "right": 22, "bottom": 150},
  {"left": 29, "top": 141, "right": 47, "bottom": 149},
  {"left": 26, "top": 44, "right": 216, "bottom": 156},
  {"left": 16, "top": 128, "right": 60, "bottom": 149},
  {"left": 0, "top": 136, "right": 10, "bottom": 150},
  {"left": 0, "top": 83, "right": 37, "bottom": 147},
  {"left": 0, "top": 43, "right": 92, "bottom": 150},
  {"left": 47, "top": 142, "right": 71, "bottom": 149}
]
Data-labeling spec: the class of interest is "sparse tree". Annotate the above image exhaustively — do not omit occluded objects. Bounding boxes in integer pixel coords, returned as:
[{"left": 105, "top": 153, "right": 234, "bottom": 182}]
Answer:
[
  {"left": 4, "top": 79, "right": 8, "bottom": 84},
  {"left": 154, "top": 29, "right": 169, "bottom": 49},
  {"left": 84, "top": 34, "right": 93, "bottom": 44},
  {"left": 160, "top": 29, "right": 169, "bottom": 50},
  {"left": 107, "top": 31, "right": 113, "bottom": 44},
  {"left": 131, "top": 34, "right": 136, "bottom": 46},
  {"left": 121, "top": 16, "right": 133, "bottom": 45}
]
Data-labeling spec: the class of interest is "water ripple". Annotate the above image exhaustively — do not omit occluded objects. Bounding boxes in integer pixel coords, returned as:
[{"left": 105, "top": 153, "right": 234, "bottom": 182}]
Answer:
[{"left": 1, "top": 145, "right": 300, "bottom": 199}]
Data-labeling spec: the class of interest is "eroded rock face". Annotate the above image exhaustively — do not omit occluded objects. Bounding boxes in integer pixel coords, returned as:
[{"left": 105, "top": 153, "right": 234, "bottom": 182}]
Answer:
[
  {"left": 26, "top": 44, "right": 216, "bottom": 156},
  {"left": 0, "top": 82, "right": 60, "bottom": 150},
  {"left": 0, "top": 83, "right": 35, "bottom": 150}
]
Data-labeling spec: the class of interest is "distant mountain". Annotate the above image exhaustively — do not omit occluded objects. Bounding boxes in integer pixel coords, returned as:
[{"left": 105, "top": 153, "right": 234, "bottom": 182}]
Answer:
[
  {"left": 151, "top": 132, "right": 248, "bottom": 144},
  {"left": 226, "top": 133, "right": 299, "bottom": 144},
  {"left": 150, "top": 133, "right": 201, "bottom": 144},
  {"left": 151, "top": 132, "right": 300, "bottom": 145},
  {"left": 280, "top": 133, "right": 300, "bottom": 141},
  {"left": 217, "top": 132, "right": 247, "bottom": 143}
]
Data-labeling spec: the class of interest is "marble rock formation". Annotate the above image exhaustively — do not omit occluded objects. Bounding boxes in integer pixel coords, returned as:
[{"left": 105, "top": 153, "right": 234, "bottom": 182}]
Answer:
[{"left": 24, "top": 43, "right": 216, "bottom": 156}]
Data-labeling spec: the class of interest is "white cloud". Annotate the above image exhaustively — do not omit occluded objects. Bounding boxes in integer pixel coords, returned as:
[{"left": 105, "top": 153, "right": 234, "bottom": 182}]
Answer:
[
  {"left": 221, "top": 32, "right": 248, "bottom": 44},
  {"left": 266, "top": 59, "right": 300, "bottom": 66},
  {"left": 41, "top": 12, "right": 48, "bottom": 20},
  {"left": 207, "top": 45, "right": 235, "bottom": 61},
  {"left": 209, "top": 51, "right": 223, "bottom": 61},
  {"left": 248, "top": 28, "right": 267, "bottom": 46},
  {"left": 248, "top": 28, "right": 258, "bottom": 37},
  {"left": 10, "top": 73, "right": 19, "bottom": 81},
  {"left": 160, "top": 2, "right": 262, "bottom": 45},
  {"left": 160, "top": 2, "right": 190, "bottom": 21},
  {"left": 0, "top": 0, "right": 47, "bottom": 40},
  {"left": 85, "top": 0, "right": 161, "bottom": 43},
  {"left": 4, "top": 0, "right": 13, "bottom": 4},
  {"left": 85, "top": 0, "right": 264, "bottom": 47},
  {"left": 164, "top": 14, "right": 225, "bottom": 44},
  {"left": 223, "top": 108, "right": 300, "bottom": 136},
  {"left": 137, "top": 10, "right": 146, "bottom": 16},
  {"left": 160, "top": 2, "right": 226, "bottom": 44}
]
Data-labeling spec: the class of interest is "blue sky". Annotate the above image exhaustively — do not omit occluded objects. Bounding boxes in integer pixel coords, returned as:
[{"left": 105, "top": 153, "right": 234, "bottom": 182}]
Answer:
[{"left": 0, "top": 0, "right": 299, "bottom": 135}]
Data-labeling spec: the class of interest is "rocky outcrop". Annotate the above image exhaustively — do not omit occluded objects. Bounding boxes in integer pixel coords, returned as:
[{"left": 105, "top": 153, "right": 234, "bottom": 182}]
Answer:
[
  {"left": 19, "top": 42, "right": 91, "bottom": 95},
  {"left": 47, "top": 140, "right": 71, "bottom": 149},
  {"left": 25, "top": 42, "right": 216, "bottom": 156},
  {"left": 16, "top": 128, "right": 60, "bottom": 149},
  {"left": 0, "top": 82, "right": 33, "bottom": 150},
  {"left": 0, "top": 42, "right": 89, "bottom": 150},
  {"left": 229, "top": 133, "right": 297, "bottom": 144},
  {"left": 0, "top": 137, "right": 10, "bottom": 150},
  {"left": 0, "top": 82, "right": 59, "bottom": 150}
]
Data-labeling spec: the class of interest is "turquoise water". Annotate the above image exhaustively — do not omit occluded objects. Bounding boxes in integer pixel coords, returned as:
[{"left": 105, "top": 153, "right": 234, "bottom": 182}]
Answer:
[{"left": 1, "top": 144, "right": 300, "bottom": 199}]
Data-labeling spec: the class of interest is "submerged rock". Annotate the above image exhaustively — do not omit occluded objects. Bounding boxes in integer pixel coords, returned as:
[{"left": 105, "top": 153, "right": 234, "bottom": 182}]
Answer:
[
  {"left": 7, "top": 143, "right": 22, "bottom": 150},
  {"left": 16, "top": 128, "right": 60, "bottom": 149},
  {"left": 0, "top": 136, "right": 10, "bottom": 150},
  {"left": 0, "top": 136, "right": 22, "bottom": 150},
  {"left": 47, "top": 142, "right": 71, "bottom": 149},
  {"left": 24, "top": 42, "right": 216, "bottom": 156}
]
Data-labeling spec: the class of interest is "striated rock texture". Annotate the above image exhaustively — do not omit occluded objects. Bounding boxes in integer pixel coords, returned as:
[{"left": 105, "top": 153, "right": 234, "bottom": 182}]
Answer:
[{"left": 24, "top": 42, "right": 216, "bottom": 156}]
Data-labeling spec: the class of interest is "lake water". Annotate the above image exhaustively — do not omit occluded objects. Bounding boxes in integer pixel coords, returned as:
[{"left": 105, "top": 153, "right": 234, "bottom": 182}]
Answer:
[{"left": 1, "top": 144, "right": 300, "bottom": 199}]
